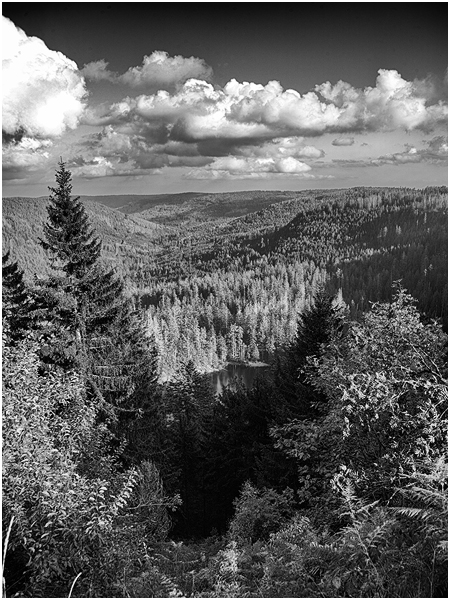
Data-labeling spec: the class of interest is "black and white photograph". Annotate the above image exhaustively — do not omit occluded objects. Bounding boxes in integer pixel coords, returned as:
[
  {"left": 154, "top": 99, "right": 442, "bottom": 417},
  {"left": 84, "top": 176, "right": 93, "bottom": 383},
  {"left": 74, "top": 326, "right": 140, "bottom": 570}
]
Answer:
[{"left": 2, "top": 1, "right": 448, "bottom": 597}]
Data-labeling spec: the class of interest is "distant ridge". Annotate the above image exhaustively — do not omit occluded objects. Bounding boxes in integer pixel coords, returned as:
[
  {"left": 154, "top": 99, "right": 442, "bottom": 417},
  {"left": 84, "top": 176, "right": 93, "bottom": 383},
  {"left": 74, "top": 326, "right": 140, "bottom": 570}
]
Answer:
[{"left": 79, "top": 192, "right": 208, "bottom": 213}]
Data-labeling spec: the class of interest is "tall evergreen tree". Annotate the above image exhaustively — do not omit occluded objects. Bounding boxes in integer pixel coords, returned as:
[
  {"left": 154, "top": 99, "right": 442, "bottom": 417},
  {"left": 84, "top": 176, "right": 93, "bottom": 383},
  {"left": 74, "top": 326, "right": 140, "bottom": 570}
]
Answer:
[
  {"left": 162, "top": 361, "right": 216, "bottom": 536},
  {"left": 275, "top": 288, "right": 345, "bottom": 420},
  {"left": 38, "top": 162, "right": 159, "bottom": 427},
  {"left": 40, "top": 162, "right": 101, "bottom": 278}
]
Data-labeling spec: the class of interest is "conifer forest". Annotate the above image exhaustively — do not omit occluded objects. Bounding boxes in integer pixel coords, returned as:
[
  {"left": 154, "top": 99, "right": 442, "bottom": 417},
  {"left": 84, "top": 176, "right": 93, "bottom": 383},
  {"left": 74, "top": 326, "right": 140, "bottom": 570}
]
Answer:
[{"left": 2, "top": 164, "right": 448, "bottom": 598}]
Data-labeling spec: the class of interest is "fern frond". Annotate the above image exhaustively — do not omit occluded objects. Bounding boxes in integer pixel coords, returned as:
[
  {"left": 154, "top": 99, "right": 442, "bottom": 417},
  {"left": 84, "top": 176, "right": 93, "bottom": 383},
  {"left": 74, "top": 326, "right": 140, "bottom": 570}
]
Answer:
[
  {"left": 402, "top": 485, "right": 447, "bottom": 508},
  {"left": 392, "top": 506, "right": 439, "bottom": 522}
]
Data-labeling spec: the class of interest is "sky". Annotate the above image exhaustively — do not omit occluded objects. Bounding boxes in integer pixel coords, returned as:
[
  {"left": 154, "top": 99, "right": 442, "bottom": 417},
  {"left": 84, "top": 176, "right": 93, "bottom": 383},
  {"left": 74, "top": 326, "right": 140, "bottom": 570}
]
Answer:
[{"left": 2, "top": 1, "right": 448, "bottom": 197}]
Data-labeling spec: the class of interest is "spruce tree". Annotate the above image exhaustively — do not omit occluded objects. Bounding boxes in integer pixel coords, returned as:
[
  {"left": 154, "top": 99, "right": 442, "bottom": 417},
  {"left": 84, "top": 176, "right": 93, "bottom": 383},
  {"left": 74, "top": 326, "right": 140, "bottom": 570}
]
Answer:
[
  {"left": 275, "top": 288, "right": 345, "bottom": 420},
  {"left": 38, "top": 162, "right": 158, "bottom": 427},
  {"left": 40, "top": 161, "right": 101, "bottom": 278}
]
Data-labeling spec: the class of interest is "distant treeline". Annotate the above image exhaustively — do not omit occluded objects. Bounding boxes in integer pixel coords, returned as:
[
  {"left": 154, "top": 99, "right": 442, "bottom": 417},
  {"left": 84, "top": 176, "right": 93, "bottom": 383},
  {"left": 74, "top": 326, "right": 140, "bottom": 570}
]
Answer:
[{"left": 3, "top": 186, "right": 447, "bottom": 379}]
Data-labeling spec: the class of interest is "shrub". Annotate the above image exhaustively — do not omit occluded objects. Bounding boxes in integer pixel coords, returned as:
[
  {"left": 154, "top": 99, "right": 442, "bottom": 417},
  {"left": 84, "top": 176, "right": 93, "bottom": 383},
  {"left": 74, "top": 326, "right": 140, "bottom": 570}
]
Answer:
[
  {"left": 228, "top": 482, "right": 295, "bottom": 545},
  {"left": 2, "top": 337, "right": 176, "bottom": 597}
]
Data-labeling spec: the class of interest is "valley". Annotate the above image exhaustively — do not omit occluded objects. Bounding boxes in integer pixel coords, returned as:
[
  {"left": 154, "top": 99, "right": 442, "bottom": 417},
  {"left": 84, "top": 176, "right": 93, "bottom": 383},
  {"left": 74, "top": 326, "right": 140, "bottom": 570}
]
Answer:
[
  {"left": 3, "top": 186, "right": 447, "bottom": 381},
  {"left": 3, "top": 175, "right": 447, "bottom": 599}
]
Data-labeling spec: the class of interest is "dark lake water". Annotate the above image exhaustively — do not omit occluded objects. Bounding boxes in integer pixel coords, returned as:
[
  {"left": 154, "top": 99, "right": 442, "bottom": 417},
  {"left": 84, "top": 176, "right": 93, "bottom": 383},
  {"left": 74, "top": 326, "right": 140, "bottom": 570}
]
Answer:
[{"left": 209, "top": 363, "right": 270, "bottom": 395}]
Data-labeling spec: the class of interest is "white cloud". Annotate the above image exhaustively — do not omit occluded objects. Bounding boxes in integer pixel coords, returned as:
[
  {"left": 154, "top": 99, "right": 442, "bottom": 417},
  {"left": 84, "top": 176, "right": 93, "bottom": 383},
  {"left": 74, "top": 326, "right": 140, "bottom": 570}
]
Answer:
[
  {"left": 426, "top": 135, "right": 448, "bottom": 157},
  {"left": 331, "top": 136, "right": 448, "bottom": 168},
  {"left": 211, "top": 156, "right": 311, "bottom": 174},
  {"left": 120, "top": 51, "right": 213, "bottom": 89},
  {"left": 5, "top": 17, "right": 444, "bottom": 185},
  {"left": 90, "top": 70, "right": 447, "bottom": 147},
  {"left": 80, "top": 59, "right": 115, "bottom": 82},
  {"left": 74, "top": 125, "right": 212, "bottom": 178},
  {"left": 78, "top": 68, "right": 447, "bottom": 179},
  {"left": 2, "top": 16, "right": 87, "bottom": 139},
  {"left": 236, "top": 137, "right": 325, "bottom": 160},
  {"left": 332, "top": 137, "right": 355, "bottom": 146},
  {"left": 316, "top": 69, "right": 447, "bottom": 132},
  {"left": 71, "top": 156, "right": 116, "bottom": 178},
  {"left": 373, "top": 136, "right": 448, "bottom": 165},
  {"left": 2, "top": 137, "right": 52, "bottom": 179},
  {"left": 185, "top": 155, "right": 313, "bottom": 179},
  {"left": 81, "top": 51, "right": 213, "bottom": 90}
]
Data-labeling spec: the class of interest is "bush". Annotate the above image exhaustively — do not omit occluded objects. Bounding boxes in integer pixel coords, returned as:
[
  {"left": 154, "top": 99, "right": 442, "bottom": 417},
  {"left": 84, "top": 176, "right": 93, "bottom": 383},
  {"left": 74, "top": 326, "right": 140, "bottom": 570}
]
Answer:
[
  {"left": 228, "top": 482, "right": 295, "bottom": 545},
  {"left": 201, "top": 465, "right": 447, "bottom": 597},
  {"left": 2, "top": 337, "right": 176, "bottom": 597}
]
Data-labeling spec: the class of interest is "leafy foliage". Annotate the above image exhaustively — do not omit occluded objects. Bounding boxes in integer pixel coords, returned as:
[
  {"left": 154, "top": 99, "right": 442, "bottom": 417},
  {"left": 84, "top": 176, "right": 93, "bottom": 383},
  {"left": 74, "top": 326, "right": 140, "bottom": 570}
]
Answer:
[
  {"left": 271, "top": 286, "right": 447, "bottom": 530},
  {"left": 183, "top": 462, "right": 447, "bottom": 598},
  {"left": 228, "top": 482, "right": 295, "bottom": 545},
  {"left": 315, "top": 286, "right": 447, "bottom": 503},
  {"left": 2, "top": 336, "right": 180, "bottom": 597}
]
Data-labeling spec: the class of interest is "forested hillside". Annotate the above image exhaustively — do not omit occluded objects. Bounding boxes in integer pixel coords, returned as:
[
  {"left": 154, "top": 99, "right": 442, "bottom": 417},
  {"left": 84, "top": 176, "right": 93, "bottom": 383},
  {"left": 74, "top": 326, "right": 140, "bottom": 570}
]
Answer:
[
  {"left": 2, "top": 166, "right": 447, "bottom": 597},
  {"left": 135, "top": 187, "right": 447, "bottom": 378},
  {"left": 3, "top": 186, "right": 447, "bottom": 379},
  {"left": 2, "top": 196, "right": 170, "bottom": 282}
]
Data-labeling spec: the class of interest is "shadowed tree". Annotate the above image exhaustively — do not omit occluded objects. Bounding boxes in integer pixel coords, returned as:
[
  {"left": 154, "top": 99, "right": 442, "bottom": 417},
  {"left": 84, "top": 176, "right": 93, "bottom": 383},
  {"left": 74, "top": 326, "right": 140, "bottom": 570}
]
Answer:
[
  {"left": 275, "top": 288, "right": 346, "bottom": 420},
  {"left": 2, "top": 251, "right": 33, "bottom": 342}
]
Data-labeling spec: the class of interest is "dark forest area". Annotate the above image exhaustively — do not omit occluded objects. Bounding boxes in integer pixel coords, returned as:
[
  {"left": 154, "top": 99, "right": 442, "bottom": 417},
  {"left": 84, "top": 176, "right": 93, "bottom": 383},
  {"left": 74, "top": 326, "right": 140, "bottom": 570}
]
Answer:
[{"left": 2, "top": 165, "right": 448, "bottom": 598}]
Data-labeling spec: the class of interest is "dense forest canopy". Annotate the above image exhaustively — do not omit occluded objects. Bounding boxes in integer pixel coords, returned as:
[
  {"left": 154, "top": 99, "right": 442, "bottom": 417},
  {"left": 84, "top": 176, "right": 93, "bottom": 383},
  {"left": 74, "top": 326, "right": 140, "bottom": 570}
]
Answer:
[
  {"left": 3, "top": 185, "right": 448, "bottom": 379},
  {"left": 2, "top": 169, "right": 448, "bottom": 597}
]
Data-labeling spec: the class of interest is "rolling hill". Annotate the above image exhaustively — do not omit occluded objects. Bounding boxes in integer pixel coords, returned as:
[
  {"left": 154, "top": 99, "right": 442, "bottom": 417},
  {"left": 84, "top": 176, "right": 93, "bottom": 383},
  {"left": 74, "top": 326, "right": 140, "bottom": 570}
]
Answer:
[
  {"left": 2, "top": 196, "right": 170, "bottom": 281},
  {"left": 3, "top": 187, "right": 447, "bottom": 326}
]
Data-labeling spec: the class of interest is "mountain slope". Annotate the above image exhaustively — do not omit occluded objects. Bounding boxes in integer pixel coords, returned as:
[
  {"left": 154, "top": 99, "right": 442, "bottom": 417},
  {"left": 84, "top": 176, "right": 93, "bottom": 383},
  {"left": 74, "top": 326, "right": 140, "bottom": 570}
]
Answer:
[{"left": 2, "top": 197, "right": 170, "bottom": 280}]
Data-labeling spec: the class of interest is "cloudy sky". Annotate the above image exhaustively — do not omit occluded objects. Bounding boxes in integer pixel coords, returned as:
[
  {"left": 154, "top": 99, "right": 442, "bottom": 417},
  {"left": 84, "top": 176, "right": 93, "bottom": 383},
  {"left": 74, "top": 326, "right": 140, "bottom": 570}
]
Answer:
[{"left": 2, "top": 2, "right": 448, "bottom": 196}]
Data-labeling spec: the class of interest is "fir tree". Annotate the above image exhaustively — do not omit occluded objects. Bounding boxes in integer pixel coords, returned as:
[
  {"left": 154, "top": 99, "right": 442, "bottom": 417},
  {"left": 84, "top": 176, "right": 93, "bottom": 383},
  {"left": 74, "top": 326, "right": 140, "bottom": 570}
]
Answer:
[
  {"left": 40, "top": 161, "right": 101, "bottom": 278},
  {"left": 2, "top": 252, "right": 32, "bottom": 342},
  {"left": 38, "top": 162, "right": 159, "bottom": 426},
  {"left": 275, "top": 288, "right": 345, "bottom": 420}
]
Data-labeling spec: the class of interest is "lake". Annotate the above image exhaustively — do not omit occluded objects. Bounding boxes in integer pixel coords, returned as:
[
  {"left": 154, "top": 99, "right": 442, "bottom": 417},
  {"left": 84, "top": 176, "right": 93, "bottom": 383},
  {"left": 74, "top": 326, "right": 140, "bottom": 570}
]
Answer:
[{"left": 209, "top": 362, "right": 270, "bottom": 395}]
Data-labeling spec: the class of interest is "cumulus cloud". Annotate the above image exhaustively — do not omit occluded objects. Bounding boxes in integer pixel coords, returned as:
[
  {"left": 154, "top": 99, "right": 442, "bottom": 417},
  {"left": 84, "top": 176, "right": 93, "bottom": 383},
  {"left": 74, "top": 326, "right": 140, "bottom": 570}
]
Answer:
[
  {"left": 77, "top": 121, "right": 327, "bottom": 178},
  {"left": 69, "top": 153, "right": 168, "bottom": 179},
  {"left": 373, "top": 136, "right": 448, "bottom": 166},
  {"left": 82, "top": 51, "right": 213, "bottom": 90},
  {"left": 332, "top": 137, "right": 355, "bottom": 146},
  {"left": 76, "top": 68, "right": 447, "bottom": 179},
  {"left": 80, "top": 59, "right": 115, "bottom": 82},
  {"left": 120, "top": 51, "right": 213, "bottom": 89},
  {"left": 185, "top": 155, "right": 314, "bottom": 179},
  {"left": 6, "top": 20, "right": 445, "bottom": 185},
  {"left": 2, "top": 16, "right": 87, "bottom": 179},
  {"left": 2, "top": 137, "right": 52, "bottom": 179},
  {"left": 73, "top": 125, "right": 212, "bottom": 178},
  {"left": 89, "top": 69, "right": 447, "bottom": 148},
  {"left": 316, "top": 69, "right": 447, "bottom": 133},
  {"left": 332, "top": 136, "right": 448, "bottom": 168},
  {"left": 71, "top": 156, "right": 116, "bottom": 178},
  {"left": 209, "top": 156, "right": 312, "bottom": 174},
  {"left": 2, "top": 16, "right": 87, "bottom": 140},
  {"left": 426, "top": 135, "right": 448, "bottom": 157},
  {"left": 235, "top": 137, "right": 325, "bottom": 160}
]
